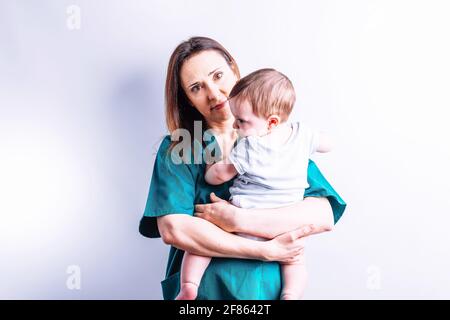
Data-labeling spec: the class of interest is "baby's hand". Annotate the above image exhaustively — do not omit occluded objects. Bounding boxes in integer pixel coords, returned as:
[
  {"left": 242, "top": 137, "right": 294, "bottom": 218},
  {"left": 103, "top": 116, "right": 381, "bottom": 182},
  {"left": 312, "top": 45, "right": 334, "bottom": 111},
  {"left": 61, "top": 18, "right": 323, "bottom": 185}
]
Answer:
[{"left": 316, "top": 132, "right": 333, "bottom": 153}]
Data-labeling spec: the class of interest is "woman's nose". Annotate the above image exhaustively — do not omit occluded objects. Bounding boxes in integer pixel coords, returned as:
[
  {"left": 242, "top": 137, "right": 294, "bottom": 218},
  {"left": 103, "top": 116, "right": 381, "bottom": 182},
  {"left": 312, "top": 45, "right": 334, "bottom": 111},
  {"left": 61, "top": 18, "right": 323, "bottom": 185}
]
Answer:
[{"left": 206, "top": 83, "right": 221, "bottom": 102}]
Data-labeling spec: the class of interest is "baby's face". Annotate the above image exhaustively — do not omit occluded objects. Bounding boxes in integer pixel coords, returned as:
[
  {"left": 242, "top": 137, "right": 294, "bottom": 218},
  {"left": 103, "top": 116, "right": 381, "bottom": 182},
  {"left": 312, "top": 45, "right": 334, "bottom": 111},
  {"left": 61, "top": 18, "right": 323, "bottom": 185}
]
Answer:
[{"left": 229, "top": 98, "right": 269, "bottom": 137}]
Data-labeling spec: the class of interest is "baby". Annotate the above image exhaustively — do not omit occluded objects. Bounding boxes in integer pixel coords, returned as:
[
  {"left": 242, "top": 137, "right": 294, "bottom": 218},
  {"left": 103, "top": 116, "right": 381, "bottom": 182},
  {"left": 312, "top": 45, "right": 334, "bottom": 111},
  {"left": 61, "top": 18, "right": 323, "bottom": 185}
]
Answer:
[{"left": 176, "top": 68, "right": 331, "bottom": 300}]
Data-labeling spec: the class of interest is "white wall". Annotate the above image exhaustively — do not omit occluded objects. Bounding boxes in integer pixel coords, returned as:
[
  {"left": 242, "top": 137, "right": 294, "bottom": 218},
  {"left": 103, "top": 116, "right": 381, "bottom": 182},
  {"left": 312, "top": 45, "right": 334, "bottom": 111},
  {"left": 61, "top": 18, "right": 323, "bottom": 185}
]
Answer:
[{"left": 1, "top": 0, "right": 449, "bottom": 299}]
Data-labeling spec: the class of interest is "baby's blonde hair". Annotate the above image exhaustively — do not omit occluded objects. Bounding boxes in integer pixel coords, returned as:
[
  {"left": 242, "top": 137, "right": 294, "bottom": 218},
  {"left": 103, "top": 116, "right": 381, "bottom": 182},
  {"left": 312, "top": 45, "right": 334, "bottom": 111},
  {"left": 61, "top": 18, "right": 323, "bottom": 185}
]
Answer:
[{"left": 229, "top": 68, "right": 295, "bottom": 122}]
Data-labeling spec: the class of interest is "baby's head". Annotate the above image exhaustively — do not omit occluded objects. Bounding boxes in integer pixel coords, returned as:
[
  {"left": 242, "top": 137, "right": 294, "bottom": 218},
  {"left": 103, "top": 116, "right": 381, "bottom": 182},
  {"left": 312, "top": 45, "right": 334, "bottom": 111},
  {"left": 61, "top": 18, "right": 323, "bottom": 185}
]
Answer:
[{"left": 229, "top": 68, "right": 295, "bottom": 137}]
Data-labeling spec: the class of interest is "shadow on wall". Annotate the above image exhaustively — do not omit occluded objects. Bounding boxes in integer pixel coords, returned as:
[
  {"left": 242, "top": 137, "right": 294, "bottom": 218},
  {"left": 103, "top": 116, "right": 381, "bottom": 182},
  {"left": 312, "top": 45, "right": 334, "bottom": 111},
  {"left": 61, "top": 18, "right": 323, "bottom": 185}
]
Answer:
[{"left": 100, "top": 67, "right": 170, "bottom": 299}]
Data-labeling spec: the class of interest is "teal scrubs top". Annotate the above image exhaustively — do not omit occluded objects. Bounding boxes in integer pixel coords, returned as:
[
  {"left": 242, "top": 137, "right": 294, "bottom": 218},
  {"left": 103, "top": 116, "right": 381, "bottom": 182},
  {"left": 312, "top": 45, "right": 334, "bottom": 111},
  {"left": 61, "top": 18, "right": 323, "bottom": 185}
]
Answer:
[{"left": 139, "top": 135, "right": 346, "bottom": 300}]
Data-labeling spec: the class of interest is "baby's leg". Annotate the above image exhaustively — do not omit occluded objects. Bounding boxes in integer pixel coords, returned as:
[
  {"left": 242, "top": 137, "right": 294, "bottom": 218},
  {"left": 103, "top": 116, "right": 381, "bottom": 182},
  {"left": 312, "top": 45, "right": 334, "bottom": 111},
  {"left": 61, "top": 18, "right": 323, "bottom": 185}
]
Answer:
[
  {"left": 176, "top": 252, "right": 211, "bottom": 300},
  {"left": 280, "top": 262, "right": 308, "bottom": 300}
]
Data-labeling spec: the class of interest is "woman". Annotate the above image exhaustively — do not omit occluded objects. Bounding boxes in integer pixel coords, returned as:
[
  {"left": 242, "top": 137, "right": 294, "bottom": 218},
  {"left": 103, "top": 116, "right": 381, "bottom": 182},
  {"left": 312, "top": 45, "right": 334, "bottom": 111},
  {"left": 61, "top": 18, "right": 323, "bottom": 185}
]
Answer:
[{"left": 139, "top": 37, "right": 346, "bottom": 300}]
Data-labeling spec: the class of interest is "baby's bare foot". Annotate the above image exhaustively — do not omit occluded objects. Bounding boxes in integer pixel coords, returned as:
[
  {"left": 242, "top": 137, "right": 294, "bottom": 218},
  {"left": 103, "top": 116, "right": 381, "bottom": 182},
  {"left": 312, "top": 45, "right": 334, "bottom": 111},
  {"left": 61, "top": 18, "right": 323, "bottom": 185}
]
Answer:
[
  {"left": 175, "top": 282, "right": 199, "bottom": 300},
  {"left": 280, "top": 292, "right": 303, "bottom": 300}
]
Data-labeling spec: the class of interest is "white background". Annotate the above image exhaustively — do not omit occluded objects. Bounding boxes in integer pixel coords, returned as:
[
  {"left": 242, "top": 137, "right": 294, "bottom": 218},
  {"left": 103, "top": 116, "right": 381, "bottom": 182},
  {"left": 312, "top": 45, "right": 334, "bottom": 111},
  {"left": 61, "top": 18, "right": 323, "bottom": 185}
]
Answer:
[{"left": 1, "top": 0, "right": 449, "bottom": 299}]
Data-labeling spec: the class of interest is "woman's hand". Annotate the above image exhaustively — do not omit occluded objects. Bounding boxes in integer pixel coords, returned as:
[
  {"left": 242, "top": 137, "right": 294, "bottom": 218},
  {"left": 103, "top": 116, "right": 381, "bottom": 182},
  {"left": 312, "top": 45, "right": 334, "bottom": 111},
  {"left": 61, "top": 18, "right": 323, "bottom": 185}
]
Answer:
[
  {"left": 262, "top": 225, "right": 314, "bottom": 264},
  {"left": 195, "top": 192, "right": 239, "bottom": 232}
]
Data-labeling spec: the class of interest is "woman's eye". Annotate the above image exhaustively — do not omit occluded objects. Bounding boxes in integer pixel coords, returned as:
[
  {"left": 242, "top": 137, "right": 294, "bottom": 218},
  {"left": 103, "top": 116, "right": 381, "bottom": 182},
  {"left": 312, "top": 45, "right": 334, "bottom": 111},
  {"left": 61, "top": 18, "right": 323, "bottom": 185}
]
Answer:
[
  {"left": 191, "top": 85, "right": 201, "bottom": 93},
  {"left": 214, "top": 72, "right": 223, "bottom": 80}
]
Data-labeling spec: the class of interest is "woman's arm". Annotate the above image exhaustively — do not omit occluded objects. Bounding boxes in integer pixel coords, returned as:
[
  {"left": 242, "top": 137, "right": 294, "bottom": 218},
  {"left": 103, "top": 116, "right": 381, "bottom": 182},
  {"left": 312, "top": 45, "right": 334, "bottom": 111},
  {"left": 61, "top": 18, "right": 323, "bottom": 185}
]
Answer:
[
  {"left": 157, "top": 214, "right": 314, "bottom": 264},
  {"left": 195, "top": 193, "right": 334, "bottom": 239},
  {"left": 235, "top": 197, "right": 334, "bottom": 239}
]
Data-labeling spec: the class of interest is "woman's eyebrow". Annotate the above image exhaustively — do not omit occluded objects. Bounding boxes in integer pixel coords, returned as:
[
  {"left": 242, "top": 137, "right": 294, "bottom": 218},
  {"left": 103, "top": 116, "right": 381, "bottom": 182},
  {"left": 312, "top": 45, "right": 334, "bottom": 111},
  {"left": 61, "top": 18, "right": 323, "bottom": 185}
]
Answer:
[
  {"left": 188, "top": 67, "right": 222, "bottom": 88},
  {"left": 188, "top": 81, "right": 200, "bottom": 89},
  {"left": 208, "top": 67, "right": 221, "bottom": 76}
]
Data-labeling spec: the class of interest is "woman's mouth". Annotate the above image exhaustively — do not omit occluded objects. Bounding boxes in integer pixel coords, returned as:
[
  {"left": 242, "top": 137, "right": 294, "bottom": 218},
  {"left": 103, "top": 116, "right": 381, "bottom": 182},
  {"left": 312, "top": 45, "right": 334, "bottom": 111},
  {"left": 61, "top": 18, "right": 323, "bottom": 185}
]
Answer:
[{"left": 211, "top": 101, "right": 227, "bottom": 111}]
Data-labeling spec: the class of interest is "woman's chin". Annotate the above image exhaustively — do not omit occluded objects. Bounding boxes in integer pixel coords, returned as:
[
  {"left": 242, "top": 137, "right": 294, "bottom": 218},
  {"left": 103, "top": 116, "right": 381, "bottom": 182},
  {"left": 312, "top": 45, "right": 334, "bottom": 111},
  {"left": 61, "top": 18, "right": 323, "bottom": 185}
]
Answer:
[{"left": 210, "top": 107, "right": 233, "bottom": 122}]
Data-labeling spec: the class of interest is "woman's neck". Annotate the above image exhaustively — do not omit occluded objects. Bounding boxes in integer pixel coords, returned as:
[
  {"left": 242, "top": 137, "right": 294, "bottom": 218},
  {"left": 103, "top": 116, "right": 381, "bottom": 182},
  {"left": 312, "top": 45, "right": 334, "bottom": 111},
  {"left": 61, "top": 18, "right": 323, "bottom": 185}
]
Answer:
[
  {"left": 207, "top": 117, "right": 235, "bottom": 136},
  {"left": 207, "top": 118, "right": 237, "bottom": 157}
]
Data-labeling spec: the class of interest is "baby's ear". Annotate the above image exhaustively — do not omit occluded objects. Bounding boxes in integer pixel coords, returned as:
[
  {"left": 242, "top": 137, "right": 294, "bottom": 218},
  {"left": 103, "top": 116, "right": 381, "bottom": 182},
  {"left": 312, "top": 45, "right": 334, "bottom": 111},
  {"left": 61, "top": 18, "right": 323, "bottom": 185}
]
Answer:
[{"left": 268, "top": 115, "right": 281, "bottom": 129}]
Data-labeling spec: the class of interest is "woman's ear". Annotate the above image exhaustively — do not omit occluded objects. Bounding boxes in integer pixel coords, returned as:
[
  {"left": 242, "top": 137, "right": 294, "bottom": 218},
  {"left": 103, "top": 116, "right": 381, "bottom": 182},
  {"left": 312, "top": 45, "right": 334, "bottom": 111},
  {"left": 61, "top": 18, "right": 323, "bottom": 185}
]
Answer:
[{"left": 267, "top": 115, "right": 281, "bottom": 130}]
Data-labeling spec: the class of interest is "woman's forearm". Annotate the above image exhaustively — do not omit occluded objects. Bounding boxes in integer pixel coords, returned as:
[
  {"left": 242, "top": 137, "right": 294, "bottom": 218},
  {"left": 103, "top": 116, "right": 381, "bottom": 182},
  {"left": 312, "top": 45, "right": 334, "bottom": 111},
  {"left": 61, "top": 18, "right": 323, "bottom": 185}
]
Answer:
[
  {"left": 157, "top": 214, "right": 266, "bottom": 259},
  {"left": 235, "top": 197, "right": 334, "bottom": 239}
]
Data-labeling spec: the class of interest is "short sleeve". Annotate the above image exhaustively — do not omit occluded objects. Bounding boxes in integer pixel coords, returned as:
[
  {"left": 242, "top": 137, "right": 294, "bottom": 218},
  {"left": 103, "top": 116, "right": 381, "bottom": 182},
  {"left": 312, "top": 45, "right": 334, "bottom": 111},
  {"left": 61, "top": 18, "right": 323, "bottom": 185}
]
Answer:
[
  {"left": 139, "top": 136, "right": 196, "bottom": 238},
  {"left": 228, "top": 137, "right": 251, "bottom": 175},
  {"left": 304, "top": 159, "right": 347, "bottom": 224}
]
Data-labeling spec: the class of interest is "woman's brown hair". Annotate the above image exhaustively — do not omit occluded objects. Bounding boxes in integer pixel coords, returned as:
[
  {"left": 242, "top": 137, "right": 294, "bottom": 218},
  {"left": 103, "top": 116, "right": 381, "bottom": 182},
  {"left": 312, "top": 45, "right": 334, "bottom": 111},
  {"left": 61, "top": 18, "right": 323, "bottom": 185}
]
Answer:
[{"left": 165, "top": 37, "right": 240, "bottom": 149}]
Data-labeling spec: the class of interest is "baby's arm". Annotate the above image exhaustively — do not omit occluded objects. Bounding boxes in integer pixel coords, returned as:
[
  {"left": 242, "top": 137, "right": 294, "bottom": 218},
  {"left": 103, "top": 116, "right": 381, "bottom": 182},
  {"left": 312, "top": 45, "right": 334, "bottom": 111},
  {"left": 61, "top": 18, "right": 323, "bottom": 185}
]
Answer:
[
  {"left": 315, "top": 132, "right": 333, "bottom": 153},
  {"left": 205, "top": 160, "right": 238, "bottom": 185}
]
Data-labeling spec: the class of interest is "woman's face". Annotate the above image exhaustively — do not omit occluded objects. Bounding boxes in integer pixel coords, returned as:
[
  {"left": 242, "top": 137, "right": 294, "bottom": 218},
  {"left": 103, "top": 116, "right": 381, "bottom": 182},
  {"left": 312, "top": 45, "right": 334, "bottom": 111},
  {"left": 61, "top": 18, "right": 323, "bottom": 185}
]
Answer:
[{"left": 180, "top": 50, "right": 238, "bottom": 125}]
